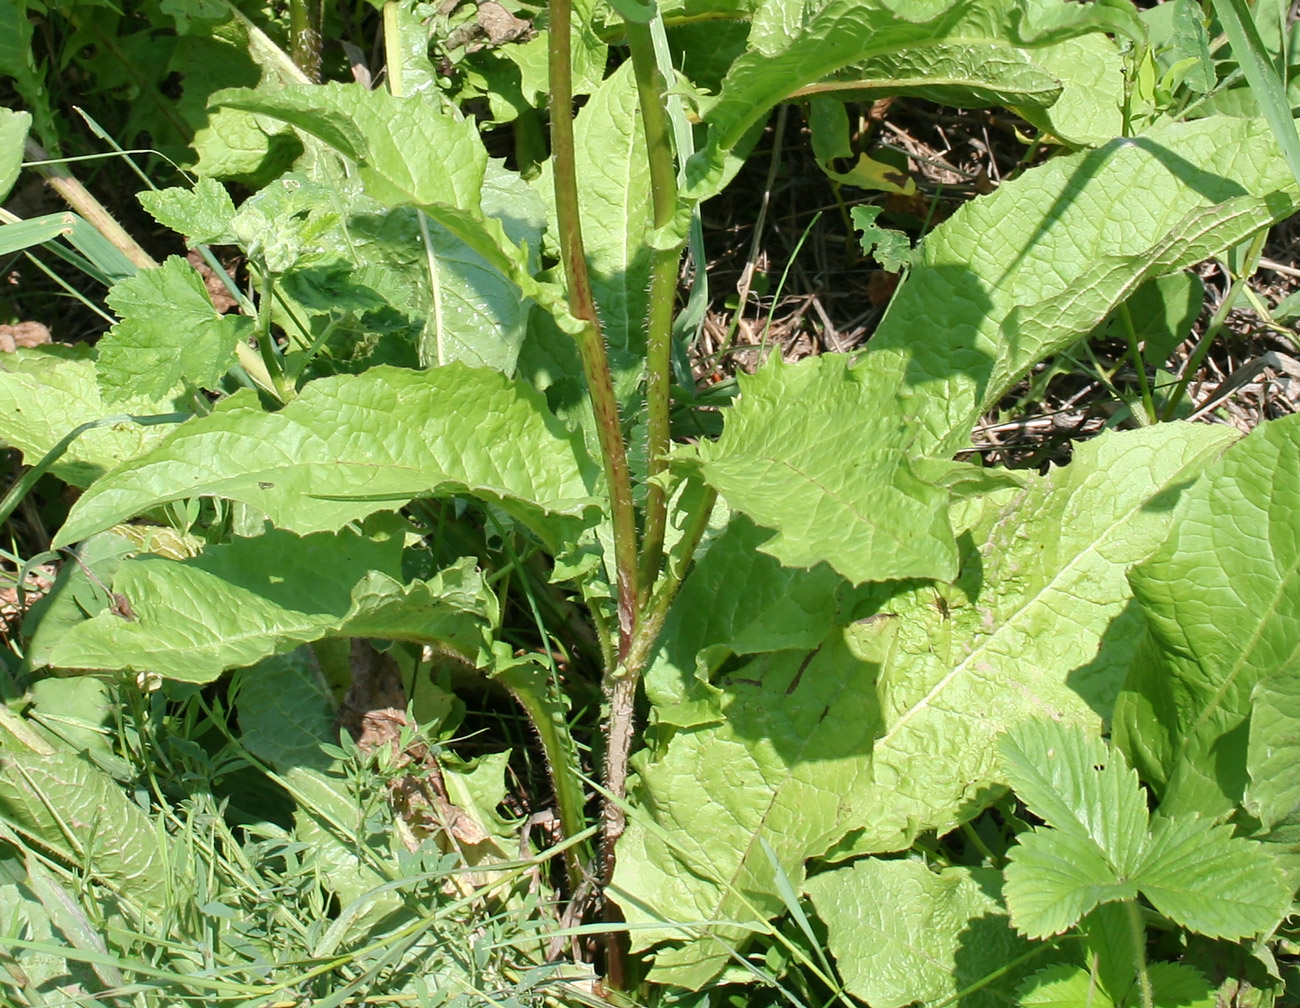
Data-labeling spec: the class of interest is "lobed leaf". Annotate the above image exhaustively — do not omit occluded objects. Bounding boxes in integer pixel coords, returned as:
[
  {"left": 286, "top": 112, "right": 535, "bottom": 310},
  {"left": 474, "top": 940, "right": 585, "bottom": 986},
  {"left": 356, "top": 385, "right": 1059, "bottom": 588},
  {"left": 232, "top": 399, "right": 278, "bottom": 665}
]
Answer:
[
  {"left": 97, "top": 255, "right": 251, "bottom": 403},
  {"left": 138, "top": 177, "right": 238, "bottom": 245},
  {"left": 54, "top": 363, "right": 599, "bottom": 550}
]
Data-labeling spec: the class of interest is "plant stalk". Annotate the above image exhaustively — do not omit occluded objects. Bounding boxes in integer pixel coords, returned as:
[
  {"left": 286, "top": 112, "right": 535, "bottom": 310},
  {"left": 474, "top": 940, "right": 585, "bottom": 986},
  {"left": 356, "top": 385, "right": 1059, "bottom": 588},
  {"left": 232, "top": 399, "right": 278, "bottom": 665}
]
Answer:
[
  {"left": 25, "top": 139, "right": 156, "bottom": 272},
  {"left": 1160, "top": 233, "right": 1263, "bottom": 420},
  {"left": 1124, "top": 899, "right": 1153, "bottom": 1008},
  {"left": 599, "top": 485, "right": 716, "bottom": 872},
  {"left": 625, "top": 20, "right": 684, "bottom": 596},
  {"left": 289, "top": 0, "right": 323, "bottom": 83},
  {"left": 548, "top": 0, "right": 640, "bottom": 658}
]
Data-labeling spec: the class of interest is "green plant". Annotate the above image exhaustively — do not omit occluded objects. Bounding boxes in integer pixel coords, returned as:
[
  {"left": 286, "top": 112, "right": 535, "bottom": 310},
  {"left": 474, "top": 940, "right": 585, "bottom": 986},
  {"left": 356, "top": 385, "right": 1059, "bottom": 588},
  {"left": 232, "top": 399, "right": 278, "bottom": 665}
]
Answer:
[{"left": 2, "top": 0, "right": 1300, "bottom": 1004}]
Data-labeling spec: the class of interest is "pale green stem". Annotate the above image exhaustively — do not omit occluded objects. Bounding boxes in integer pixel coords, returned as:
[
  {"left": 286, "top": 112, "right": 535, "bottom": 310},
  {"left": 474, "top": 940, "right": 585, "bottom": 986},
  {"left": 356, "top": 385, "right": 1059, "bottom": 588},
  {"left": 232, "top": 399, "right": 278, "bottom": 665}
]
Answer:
[
  {"left": 383, "top": 2, "right": 404, "bottom": 97},
  {"left": 625, "top": 20, "right": 685, "bottom": 596},
  {"left": 1124, "top": 899, "right": 1152, "bottom": 1008},
  {"left": 24, "top": 139, "right": 156, "bottom": 271}
]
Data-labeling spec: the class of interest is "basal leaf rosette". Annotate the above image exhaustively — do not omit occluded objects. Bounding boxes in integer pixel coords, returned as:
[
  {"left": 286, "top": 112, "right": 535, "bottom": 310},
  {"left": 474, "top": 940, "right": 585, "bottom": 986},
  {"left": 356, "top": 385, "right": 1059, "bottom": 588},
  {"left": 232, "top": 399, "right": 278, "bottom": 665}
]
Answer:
[{"left": 53, "top": 364, "right": 600, "bottom": 552}]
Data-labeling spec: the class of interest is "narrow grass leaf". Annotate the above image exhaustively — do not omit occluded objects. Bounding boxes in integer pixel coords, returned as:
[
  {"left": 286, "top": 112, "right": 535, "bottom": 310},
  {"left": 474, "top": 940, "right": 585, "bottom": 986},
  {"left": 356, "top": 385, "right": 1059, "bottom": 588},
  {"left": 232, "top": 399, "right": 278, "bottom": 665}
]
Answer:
[{"left": 1209, "top": 0, "right": 1300, "bottom": 189}]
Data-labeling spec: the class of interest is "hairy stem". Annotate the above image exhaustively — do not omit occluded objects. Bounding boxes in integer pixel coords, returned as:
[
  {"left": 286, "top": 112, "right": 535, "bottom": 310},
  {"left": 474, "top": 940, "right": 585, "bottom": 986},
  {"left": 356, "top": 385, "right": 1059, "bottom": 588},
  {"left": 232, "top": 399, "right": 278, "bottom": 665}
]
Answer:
[
  {"left": 549, "top": 0, "right": 640, "bottom": 657},
  {"left": 625, "top": 20, "right": 684, "bottom": 595},
  {"left": 289, "top": 0, "right": 323, "bottom": 83},
  {"left": 25, "top": 139, "right": 156, "bottom": 271},
  {"left": 599, "top": 485, "right": 717, "bottom": 875},
  {"left": 1124, "top": 899, "right": 1152, "bottom": 1008}
]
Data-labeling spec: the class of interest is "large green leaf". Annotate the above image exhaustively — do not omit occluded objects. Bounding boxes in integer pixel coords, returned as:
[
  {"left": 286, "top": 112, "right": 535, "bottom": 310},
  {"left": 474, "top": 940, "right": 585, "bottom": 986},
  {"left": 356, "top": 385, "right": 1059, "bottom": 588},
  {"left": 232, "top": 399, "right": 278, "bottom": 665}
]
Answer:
[
  {"left": 689, "top": 353, "right": 959, "bottom": 584},
  {"left": 617, "top": 424, "right": 1233, "bottom": 985},
  {"left": 211, "top": 83, "right": 578, "bottom": 333},
  {"left": 0, "top": 748, "right": 175, "bottom": 912},
  {"left": 687, "top": 0, "right": 1119, "bottom": 200},
  {"left": 53, "top": 363, "right": 599, "bottom": 550},
  {"left": 44, "top": 529, "right": 496, "bottom": 682},
  {"left": 1000, "top": 720, "right": 1289, "bottom": 943},
  {"left": 644, "top": 515, "right": 864, "bottom": 720},
  {"left": 0, "top": 345, "right": 184, "bottom": 487},
  {"left": 1113, "top": 415, "right": 1300, "bottom": 818},
  {"left": 569, "top": 62, "right": 652, "bottom": 358},
  {"left": 96, "top": 255, "right": 251, "bottom": 403},
  {"left": 866, "top": 117, "right": 1300, "bottom": 455},
  {"left": 805, "top": 859, "right": 1032, "bottom": 1008}
]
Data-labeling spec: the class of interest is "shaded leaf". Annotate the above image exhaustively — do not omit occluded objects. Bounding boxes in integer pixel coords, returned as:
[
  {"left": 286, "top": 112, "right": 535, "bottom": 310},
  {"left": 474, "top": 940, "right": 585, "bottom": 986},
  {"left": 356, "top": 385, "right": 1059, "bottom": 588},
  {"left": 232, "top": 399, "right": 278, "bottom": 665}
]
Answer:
[
  {"left": 1245, "top": 671, "right": 1300, "bottom": 829},
  {"left": 866, "top": 117, "right": 1300, "bottom": 455},
  {"left": 46, "top": 530, "right": 496, "bottom": 683},
  {"left": 805, "top": 858, "right": 1032, "bottom": 1008}
]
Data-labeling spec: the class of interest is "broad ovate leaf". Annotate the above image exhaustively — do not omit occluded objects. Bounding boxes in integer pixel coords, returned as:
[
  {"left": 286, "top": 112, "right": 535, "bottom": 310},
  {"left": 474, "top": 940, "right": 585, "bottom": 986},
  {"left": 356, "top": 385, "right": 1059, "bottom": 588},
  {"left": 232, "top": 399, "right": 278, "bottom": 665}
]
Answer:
[
  {"left": 54, "top": 364, "right": 599, "bottom": 550},
  {"left": 692, "top": 353, "right": 958, "bottom": 584},
  {"left": 1113, "top": 415, "right": 1300, "bottom": 818},
  {"left": 0, "top": 344, "right": 184, "bottom": 487},
  {"left": 866, "top": 116, "right": 1300, "bottom": 455},
  {"left": 97, "top": 255, "right": 251, "bottom": 403},
  {"left": 46, "top": 530, "right": 496, "bottom": 682},
  {"left": 0, "top": 749, "right": 175, "bottom": 912},
  {"left": 617, "top": 423, "right": 1233, "bottom": 984},
  {"left": 805, "top": 858, "right": 1031, "bottom": 1008}
]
